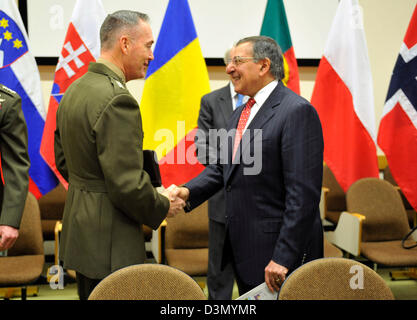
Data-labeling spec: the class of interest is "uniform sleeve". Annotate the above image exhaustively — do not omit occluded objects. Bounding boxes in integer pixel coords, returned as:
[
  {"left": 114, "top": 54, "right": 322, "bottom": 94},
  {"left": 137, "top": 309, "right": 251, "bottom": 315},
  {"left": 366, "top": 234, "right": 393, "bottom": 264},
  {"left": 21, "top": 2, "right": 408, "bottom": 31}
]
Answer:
[
  {"left": 93, "top": 93, "right": 169, "bottom": 230},
  {"left": 0, "top": 95, "right": 30, "bottom": 228},
  {"left": 54, "top": 116, "right": 68, "bottom": 182}
]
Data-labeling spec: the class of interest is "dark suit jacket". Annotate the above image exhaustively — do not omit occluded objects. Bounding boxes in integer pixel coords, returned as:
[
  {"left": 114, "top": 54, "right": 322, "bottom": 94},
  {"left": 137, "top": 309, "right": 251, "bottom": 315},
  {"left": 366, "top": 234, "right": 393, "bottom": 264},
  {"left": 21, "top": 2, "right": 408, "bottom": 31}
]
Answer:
[
  {"left": 185, "top": 81, "right": 324, "bottom": 286},
  {"left": 195, "top": 84, "right": 234, "bottom": 223},
  {"left": 54, "top": 62, "right": 169, "bottom": 279},
  {"left": 0, "top": 85, "right": 29, "bottom": 229}
]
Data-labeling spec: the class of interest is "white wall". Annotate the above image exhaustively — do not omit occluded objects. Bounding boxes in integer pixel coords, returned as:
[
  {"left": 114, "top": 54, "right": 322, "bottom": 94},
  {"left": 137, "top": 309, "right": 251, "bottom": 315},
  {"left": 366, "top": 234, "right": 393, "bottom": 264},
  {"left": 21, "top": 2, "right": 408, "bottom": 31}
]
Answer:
[
  {"left": 28, "top": 0, "right": 338, "bottom": 59},
  {"left": 37, "top": 0, "right": 416, "bottom": 155}
]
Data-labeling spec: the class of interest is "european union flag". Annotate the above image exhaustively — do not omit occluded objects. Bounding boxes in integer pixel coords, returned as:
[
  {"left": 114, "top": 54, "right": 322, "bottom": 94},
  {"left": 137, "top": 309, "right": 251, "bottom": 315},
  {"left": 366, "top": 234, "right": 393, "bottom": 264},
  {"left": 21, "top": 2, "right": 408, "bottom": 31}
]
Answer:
[{"left": 0, "top": 1, "right": 58, "bottom": 198}]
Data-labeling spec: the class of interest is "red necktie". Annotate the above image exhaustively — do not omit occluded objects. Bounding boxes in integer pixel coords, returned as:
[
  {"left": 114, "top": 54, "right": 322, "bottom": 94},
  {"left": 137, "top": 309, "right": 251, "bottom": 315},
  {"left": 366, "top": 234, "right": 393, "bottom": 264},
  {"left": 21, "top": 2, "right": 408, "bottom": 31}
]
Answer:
[{"left": 232, "top": 98, "right": 256, "bottom": 161}]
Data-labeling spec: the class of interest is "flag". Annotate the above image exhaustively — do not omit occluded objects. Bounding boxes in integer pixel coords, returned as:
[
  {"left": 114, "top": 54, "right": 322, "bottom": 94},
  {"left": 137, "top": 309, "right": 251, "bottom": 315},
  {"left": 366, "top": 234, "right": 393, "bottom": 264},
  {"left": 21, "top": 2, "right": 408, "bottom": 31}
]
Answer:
[
  {"left": 260, "top": 0, "right": 300, "bottom": 94},
  {"left": 40, "top": 0, "right": 105, "bottom": 187},
  {"left": 140, "top": 0, "right": 210, "bottom": 187},
  {"left": 0, "top": 0, "right": 58, "bottom": 198},
  {"left": 310, "top": 0, "right": 379, "bottom": 192},
  {"left": 377, "top": 5, "right": 417, "bottom": 211}
]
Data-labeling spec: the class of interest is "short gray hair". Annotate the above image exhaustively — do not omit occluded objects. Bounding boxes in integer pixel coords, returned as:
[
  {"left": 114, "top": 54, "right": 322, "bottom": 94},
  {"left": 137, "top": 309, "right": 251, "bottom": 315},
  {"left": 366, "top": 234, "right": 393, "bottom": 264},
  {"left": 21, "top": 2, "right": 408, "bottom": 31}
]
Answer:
[
  {"left": 100, "top": 10, "right": 149, "bottom": 50},
  {"left": 223, "top": 48, "right": 232, "bottom": 65},
  {"left": 236, "top": 36, "right": 284, "bottom": 80}
]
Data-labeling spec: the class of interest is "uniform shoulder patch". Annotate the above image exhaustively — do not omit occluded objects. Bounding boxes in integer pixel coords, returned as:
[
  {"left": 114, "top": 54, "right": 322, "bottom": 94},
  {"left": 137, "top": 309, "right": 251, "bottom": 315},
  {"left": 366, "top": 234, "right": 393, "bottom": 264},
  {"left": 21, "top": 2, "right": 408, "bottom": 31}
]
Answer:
[
  {"left": 109, "top": 77, "right": 126, "bottom": 91},
  {"left": 115, "top": 80, "right": 125, "bottom": 89},
  {"left": 0, "top": 85, "right": 17, "bottom": 97}
]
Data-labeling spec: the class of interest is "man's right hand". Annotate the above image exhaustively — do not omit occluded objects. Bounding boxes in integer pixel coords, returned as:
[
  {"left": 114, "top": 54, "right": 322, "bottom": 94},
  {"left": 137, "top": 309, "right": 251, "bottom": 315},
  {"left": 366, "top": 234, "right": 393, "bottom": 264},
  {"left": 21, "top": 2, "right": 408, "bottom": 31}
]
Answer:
[
  {"left": 162, "top": 185, "right": 186, "bottom": 217},
  {"left": 168, "top": 185, "right": 190, "bottom": 202}
]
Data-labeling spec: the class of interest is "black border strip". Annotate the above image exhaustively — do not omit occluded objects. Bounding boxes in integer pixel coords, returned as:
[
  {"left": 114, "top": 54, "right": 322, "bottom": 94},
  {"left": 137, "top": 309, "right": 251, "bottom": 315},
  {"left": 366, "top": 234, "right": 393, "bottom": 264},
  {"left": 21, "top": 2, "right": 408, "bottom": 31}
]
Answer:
[
  {"left": 36, "top": 57, "right": 319, "bottom": 67},
  {"left": 21, "top": 1, "right": 319, "bottom": 67},
  {"left": 18, "top": 0, "right": 27, "bottom": 33},
  {"left": 35, "top": 57, "right": 59, "bottom": 65},
  {"left": 205, "top": 58, "right": 320, "bottom": 67}
]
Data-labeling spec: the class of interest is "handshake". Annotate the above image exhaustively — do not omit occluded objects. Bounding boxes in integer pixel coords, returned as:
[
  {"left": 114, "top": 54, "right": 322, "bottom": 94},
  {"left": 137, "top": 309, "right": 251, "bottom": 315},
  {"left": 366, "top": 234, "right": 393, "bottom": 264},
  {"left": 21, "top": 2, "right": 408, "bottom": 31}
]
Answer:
[{"left": 161, "top": 184, "right": 190, "bottom": 217}]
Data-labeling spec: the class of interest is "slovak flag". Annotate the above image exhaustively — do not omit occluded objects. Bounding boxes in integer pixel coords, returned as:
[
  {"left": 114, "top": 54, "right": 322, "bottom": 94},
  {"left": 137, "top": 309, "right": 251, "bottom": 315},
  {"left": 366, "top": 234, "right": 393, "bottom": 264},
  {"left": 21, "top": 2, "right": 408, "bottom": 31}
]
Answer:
[
  {"left": 377, "top": 5, "right": 417, "bottom": 211},
  {"left": 311, "top": 0, "right": 379, "bottom": 192},
  {"left": 40, "top": 0, "right": 106, "bottom": 186},
  {"left": 0, "top": 0, "right": 58, "bottom": 198}
]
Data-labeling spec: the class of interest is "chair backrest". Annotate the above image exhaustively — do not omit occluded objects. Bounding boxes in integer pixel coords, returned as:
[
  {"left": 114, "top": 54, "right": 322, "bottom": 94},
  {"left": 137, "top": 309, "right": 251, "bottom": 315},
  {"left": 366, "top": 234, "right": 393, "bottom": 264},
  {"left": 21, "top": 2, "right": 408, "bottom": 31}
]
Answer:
[
  {"left": 278, "top": 257, "right": 394, "bottom": 300},
  {"left": 38, "top": 183, "right": 67, "bottom": 221},
  {"left": 8, "top": 192, "right": 44, "bottom": 256},
  {"left": 383, "top": 166, "right": 396, "bottom": 186},
  {"left": 322, "top": 164, "right": 346, "bottom": 222},
  {"left": 383, "top": 166, "right": 414, "bottom": 210},
  {"left": 346, "top": 178, "right": 410, "bottom": 242},
  {"left": 164, "top": 202, "right": 209, "bottom": 276},
  {"left": 323, "top": 238, "right": 343, "bottom": 258},
  {"left": 165, "top": 201, "right": 208, "bottom": 250},
  {"left": 88, "top": 264, "right": 207, "bottom": 300}
]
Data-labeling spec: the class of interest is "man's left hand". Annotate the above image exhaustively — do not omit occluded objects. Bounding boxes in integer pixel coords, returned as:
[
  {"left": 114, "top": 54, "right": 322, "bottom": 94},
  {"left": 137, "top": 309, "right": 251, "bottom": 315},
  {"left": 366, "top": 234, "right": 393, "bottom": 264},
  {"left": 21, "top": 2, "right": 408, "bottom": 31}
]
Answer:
[
  {"left": 0, "top": 225, "right": 19, "bottom": 251},
  {"left": 264, "top": 260, "right": 288, "bottom": 292}
]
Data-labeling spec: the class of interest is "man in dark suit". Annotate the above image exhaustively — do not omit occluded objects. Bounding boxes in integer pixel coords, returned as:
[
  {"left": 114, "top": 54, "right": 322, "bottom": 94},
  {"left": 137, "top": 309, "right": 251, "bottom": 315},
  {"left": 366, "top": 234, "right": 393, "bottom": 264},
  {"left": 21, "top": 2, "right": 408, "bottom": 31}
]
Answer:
[
  {"left": 54, "top": 11, "right": 184, "bottom": 300},
  {"left": 173, "top": 36, "right": 324, "bottom": 294},
  {"left": 194, "top": 49, "right": 248, "bottom": 300},
  {"left": 0, "top": 84, "right": 30, "bottom": 254}
]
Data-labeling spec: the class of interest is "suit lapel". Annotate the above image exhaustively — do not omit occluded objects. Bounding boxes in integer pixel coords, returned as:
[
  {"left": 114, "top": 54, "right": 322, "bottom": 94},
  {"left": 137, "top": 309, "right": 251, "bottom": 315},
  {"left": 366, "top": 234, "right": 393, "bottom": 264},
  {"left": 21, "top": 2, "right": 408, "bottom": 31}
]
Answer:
[{"left": 224, "top": 82, "right": 283, "bottom": 183}]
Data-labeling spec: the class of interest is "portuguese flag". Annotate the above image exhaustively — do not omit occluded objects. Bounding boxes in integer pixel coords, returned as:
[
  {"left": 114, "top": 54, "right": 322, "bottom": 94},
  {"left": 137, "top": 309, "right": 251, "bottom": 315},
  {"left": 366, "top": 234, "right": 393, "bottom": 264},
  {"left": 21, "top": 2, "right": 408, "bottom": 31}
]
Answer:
[{"left": 260, "top": 0, "right": 300, "bottom": 94}]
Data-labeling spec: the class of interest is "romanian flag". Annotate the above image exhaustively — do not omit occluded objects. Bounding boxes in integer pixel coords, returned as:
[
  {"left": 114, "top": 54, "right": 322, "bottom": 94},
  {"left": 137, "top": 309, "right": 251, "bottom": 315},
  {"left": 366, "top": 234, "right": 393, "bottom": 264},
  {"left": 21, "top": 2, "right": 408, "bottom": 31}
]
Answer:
[
  {"left": 260, "top": 0, "right": 300, "bottom": 94},
  {"left": 140, "top": 0, "right": 210, "bottom": 187}
]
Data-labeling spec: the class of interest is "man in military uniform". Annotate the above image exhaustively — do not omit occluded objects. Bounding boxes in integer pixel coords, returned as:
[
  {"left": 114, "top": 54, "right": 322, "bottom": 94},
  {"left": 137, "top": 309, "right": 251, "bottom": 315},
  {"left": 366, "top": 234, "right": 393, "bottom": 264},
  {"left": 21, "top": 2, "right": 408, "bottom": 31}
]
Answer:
[
  {"left": 0, "top": 84, "right": 30, "bottom": 253},
  {"left": 54, "top": 10, "right": 185, "bottom": 300}
]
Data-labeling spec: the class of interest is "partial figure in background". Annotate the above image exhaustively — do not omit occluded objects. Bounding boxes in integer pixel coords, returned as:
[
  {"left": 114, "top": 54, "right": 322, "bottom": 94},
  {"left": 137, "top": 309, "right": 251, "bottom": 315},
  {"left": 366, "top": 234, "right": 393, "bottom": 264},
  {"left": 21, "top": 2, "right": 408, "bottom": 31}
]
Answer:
[{"left": 0, "top": 84, "right": 30, "bottom": 253}]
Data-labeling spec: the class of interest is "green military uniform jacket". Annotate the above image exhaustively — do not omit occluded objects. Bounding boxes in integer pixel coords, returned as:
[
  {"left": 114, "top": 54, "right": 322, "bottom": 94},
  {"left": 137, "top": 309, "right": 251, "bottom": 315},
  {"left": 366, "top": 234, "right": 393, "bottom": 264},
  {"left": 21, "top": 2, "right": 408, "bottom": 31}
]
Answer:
[
  {"left": 54, "top": 62, "right": 169, "bottom": 279},
  {"left": 0, "top": 84, "right": 30, "bottom": 228}
]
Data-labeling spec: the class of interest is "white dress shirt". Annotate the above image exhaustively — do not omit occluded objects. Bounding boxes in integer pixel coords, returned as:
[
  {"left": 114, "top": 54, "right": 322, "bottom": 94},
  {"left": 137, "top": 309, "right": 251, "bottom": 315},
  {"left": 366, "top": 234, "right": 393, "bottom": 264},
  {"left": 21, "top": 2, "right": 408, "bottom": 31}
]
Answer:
[{"left": 243, "top": 80, "right": 278, "bottom": 132}]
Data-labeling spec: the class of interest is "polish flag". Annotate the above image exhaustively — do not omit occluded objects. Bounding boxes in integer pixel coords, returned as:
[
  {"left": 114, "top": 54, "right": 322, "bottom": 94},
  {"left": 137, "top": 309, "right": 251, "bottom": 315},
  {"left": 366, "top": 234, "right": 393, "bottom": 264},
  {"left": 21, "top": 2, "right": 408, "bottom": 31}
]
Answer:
[
  {"left": 311, "top": 0, "right": 379, "bottom": 192},
  {"left": 377, "top": 5, "right": 417, "bottom": 211},
  {"left": 40, "top": 0, "right": 106, "bottom": 187}
]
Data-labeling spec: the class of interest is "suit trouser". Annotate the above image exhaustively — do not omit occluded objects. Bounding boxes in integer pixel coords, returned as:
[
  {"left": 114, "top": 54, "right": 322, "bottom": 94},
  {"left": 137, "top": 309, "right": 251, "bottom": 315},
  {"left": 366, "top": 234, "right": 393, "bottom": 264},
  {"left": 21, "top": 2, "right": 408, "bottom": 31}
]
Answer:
[
  {"left": 224, "top": 231, "right": 257, "bottom": 296},
  {"left": 76, "top": 272, "right": 101, "bottom": 300},
  {"left": 207, "top": 219, "right": 235, "bottom": 300}
]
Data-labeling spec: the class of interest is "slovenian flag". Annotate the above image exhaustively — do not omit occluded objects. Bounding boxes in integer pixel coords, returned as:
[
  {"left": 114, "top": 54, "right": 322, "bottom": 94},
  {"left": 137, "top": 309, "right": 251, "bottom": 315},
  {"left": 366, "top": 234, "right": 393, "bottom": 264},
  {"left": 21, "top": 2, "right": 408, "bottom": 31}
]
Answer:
[
  {"left": 140, "top": 0, "right": 210, "bottom": 187},
  {"left": 40, "top": 0, "right": 105, "bottom": 187},
  {"left": 311, "top": 0, "right": 379, "bottom": 192},
  {"left": 0, "top": 0, "right": 58, "bottom": 198},
  {"left": 377, "top": 5, "right": 417, "bottom": 211},
  {"left": 260, "top": 0, "right": 300, "bottom": 94}
]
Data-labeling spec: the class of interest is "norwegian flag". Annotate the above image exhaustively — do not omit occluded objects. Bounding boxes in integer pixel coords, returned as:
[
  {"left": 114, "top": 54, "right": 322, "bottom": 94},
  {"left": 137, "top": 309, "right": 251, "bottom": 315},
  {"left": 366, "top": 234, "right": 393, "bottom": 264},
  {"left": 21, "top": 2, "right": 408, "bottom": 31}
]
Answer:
[
  {"left": 40, "top": 0, "right": 105, "bottom": 186},
  {"left": 377, "top": 5, "right": 417, "bottom": 211}
]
